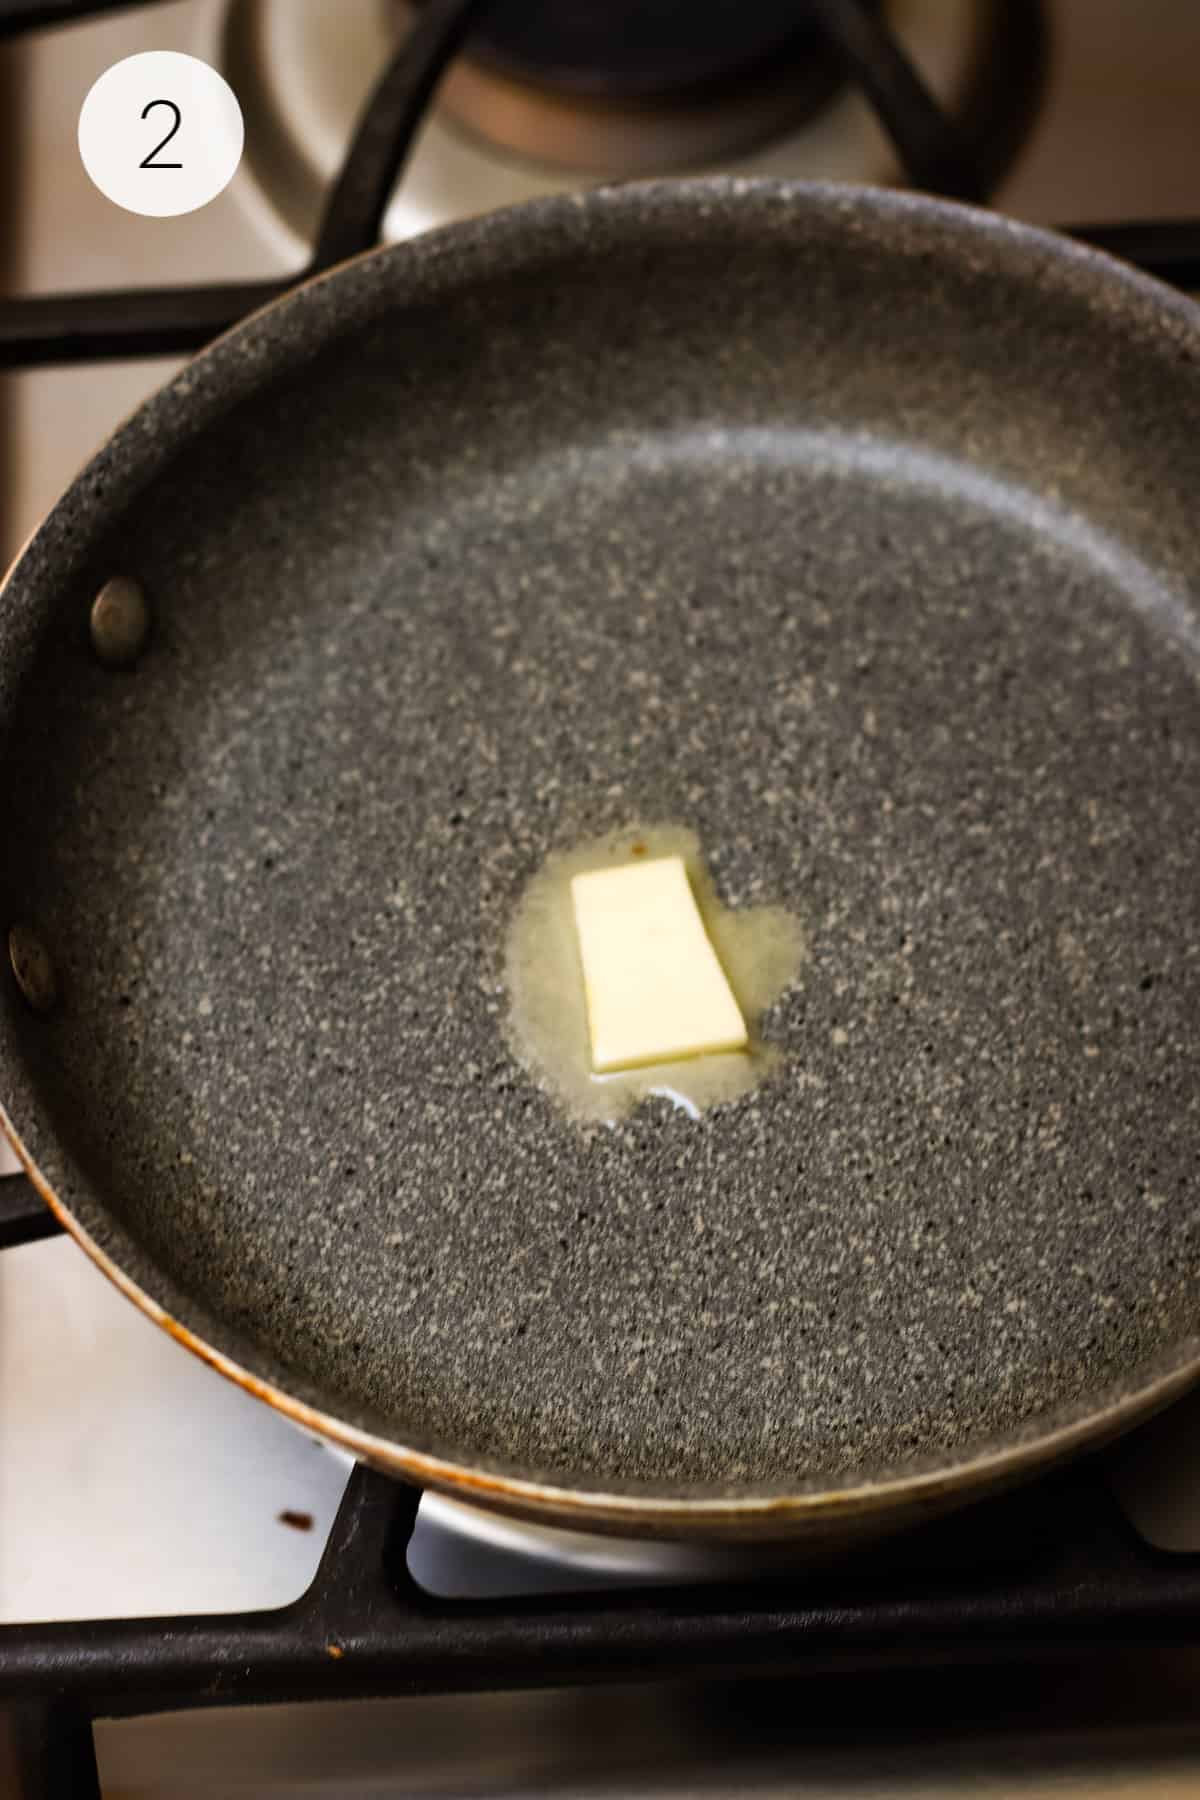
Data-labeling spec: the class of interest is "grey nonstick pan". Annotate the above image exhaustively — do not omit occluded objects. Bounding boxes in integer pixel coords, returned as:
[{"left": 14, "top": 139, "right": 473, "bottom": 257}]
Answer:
[{"left": 3, "top": 179, "right": 1200, "bottom": 1542}]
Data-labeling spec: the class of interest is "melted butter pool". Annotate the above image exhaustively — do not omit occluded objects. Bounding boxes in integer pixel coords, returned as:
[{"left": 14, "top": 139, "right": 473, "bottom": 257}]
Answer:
[{"left": 505, "top": 824, "right": 805, "bottom": 1124}]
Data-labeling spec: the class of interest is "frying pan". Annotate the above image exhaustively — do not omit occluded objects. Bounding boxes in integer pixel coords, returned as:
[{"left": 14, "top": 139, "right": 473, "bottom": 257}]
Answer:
[{"left": 3, "top": 179, "right": 1200, "bottom": 1542}]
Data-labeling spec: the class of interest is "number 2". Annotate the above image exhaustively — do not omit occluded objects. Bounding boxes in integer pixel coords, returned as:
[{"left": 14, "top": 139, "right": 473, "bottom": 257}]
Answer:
[{"left": 139, "top": 99, "right": 182, "bottom": 169}]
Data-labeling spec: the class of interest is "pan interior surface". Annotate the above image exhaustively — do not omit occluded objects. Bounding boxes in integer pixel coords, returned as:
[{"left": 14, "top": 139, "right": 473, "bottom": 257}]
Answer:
[{"left": 2, "top": 184, "right": 1200, "bottom": 1511}]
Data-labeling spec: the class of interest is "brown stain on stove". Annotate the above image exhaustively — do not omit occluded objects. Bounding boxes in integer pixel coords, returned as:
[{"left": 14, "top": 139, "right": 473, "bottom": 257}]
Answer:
[{"left": 277, "top": 1507, "right": 314, "bottom": 1531}]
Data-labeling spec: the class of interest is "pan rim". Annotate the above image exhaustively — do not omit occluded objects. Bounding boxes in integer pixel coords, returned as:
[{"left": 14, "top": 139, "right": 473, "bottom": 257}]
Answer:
[{"left": 3, "top": 174, "right": 1200, "bottom": 1536}]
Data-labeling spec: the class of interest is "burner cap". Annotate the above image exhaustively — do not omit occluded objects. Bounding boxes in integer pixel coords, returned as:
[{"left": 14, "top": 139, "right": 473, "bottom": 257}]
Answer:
[
  {"left": 458, "top": 0, "right": 846, "bottom": 100},
  {"left": 408, "top": 0, "right": 882, "bottom": 174}
]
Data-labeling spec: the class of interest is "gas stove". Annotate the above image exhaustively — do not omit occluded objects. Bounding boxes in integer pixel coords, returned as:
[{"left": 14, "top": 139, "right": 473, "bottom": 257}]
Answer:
[{"left": 4, "top": 1, "right": 1200, "bottom": 1794}]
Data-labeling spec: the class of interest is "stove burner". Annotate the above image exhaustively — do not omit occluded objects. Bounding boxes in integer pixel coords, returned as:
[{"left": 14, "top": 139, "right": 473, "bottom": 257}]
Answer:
[
  {"left": 222, "top": 0, "right": 1046, "bottom": 271},
  {"left": 404, "top": 0, "right": 864, "bottom": 173},
  {"left": 449, "top": 0, "right": 869, "bottom": 100}
]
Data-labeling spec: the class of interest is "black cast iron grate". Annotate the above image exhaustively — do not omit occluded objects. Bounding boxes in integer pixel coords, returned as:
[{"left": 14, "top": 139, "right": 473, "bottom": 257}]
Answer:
[
  {"left": 4, "top": 1, "right": 1200, "bottom": 1794},
  {"left": 4, "top": 1440, "right": 1200, "bottom": 1799}
]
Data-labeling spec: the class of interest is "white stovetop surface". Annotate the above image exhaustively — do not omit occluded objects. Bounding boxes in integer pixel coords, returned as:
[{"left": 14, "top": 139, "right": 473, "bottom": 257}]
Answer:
[{"left": 4, "top": 1, "right": 1200, "bottom": 1790}]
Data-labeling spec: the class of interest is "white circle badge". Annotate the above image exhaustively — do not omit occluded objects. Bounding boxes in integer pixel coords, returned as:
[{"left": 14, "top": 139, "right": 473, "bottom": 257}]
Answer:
[{"left": 78, "top": 52, "right": 244, "bottom": 218}]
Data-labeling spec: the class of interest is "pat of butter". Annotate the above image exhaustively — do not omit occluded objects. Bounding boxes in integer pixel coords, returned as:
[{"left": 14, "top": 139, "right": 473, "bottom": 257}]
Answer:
[{"left": 570, "top": 856, "right": 748, "bottom": 1073}]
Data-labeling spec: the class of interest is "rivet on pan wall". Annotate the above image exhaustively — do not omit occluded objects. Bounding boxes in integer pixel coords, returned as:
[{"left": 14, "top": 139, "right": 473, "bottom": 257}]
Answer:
[
  {"left": 90, "top": 575, "right": 150, "bottom": 668},
  {"left": 8, "top": 925, "right": 58, "bottom": 1014}
]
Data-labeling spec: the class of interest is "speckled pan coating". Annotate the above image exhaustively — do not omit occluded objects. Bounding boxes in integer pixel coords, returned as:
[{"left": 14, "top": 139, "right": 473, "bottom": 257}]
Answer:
[{"left": 3, "top": 180, "right": 1200, "bottom": 1536}]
